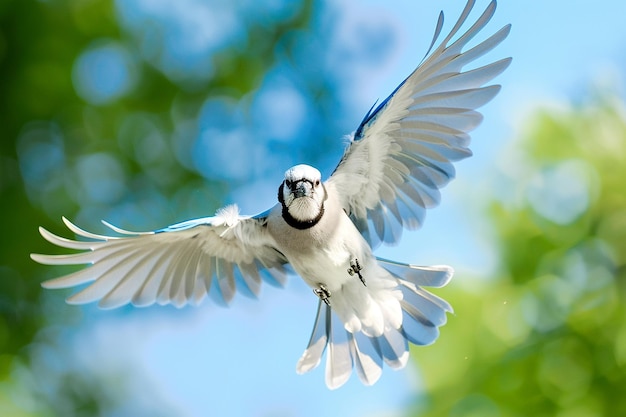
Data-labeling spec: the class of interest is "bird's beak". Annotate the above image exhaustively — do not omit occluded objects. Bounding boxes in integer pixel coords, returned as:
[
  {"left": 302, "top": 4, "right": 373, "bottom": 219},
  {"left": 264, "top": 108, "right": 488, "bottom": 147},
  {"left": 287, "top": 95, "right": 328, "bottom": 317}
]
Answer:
[{"left": 291, "top": 180, "right": 312, "bottom": 198}]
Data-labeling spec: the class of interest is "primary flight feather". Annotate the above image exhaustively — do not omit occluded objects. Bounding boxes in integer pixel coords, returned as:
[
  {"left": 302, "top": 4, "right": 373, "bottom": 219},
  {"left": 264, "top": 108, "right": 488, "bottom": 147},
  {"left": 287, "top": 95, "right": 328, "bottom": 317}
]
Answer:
[{"left": 32, "top": 0, "right": 510, "bottom": 389}]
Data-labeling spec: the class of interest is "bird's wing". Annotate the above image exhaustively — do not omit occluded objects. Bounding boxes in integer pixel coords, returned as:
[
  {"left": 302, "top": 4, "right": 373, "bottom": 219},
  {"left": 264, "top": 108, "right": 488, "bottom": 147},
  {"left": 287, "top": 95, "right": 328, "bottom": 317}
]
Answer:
[
  {"left": 31, "top": 205, "right": 288, "bottom": 309},
  {"left": 327, "top": 0, "right": 511, "bottom": 246}
]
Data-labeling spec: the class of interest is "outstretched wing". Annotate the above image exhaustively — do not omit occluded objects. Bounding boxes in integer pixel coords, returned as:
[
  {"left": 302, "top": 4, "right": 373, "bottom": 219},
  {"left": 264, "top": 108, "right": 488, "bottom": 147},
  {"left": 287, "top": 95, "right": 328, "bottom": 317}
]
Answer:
[
  {"left": 31, "top": 205, "right": 288, "bottom": 309},
  {"left": 328, "top": 0, "right": 511, "bottom": 246}
]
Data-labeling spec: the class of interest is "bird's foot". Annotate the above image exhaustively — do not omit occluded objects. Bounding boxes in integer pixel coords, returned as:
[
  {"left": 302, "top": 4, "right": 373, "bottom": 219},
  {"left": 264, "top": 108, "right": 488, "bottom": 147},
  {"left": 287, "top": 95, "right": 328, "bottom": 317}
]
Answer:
[
  {"left": 348, "top": 258, "right": 366, "bottom": 286},
  {"left": 313, "top": 284, "right": 331, "bottom": 306}
]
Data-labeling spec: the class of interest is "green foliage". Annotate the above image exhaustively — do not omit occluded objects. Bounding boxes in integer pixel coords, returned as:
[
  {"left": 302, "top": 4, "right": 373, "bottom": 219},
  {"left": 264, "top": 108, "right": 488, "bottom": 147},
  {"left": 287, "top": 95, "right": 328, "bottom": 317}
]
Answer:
[{"left": 410, "top": 96, "right": 626, "bottom": 417}]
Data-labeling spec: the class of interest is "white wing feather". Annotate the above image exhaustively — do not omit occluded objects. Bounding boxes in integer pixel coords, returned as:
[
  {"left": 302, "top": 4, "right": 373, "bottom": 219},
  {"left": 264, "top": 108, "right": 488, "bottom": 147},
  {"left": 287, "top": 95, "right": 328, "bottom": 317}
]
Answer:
[
  {"left": 328, "top": 0, "right": 511, "bottom": 245},
  {"left": 31, "top": 205, "right": 287, "bottom": 309}
]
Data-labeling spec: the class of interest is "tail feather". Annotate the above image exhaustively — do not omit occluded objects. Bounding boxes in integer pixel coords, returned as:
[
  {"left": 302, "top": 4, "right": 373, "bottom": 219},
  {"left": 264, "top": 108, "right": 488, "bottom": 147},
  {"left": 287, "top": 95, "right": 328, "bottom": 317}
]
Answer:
[
  {"left": 377, "top": 257, "right": 453, "bottom": 287},
  {"left": 325, "top": 313, "right": 353, "bottom": 389},
  {"left": 349, "top": 331, "right": 383, "bottom": 386},
  {"left": 296, "top": 302, "right": 330, "bottom": 374},
  {"left": 400, "top": 303, "right": 441, "bottom": 346},
  {"left": 374, "top": 326, "right": 409, "bottom": 369},
  {"left": 296, "top": 260, "right": 453, "bottom": 389},
  {"left": 399, "top": 280, "right": 452, "bottom": 327}
]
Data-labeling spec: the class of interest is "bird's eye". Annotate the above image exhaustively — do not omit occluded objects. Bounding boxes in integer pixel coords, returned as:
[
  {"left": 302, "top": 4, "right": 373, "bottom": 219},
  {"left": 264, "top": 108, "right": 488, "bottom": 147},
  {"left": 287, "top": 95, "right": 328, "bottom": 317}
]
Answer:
[
  {"left": 315, "top": 180, "right": 320, "bottom": 187},
  {"left": 285, "top": 180, "right": 292, "bottom": 188}
]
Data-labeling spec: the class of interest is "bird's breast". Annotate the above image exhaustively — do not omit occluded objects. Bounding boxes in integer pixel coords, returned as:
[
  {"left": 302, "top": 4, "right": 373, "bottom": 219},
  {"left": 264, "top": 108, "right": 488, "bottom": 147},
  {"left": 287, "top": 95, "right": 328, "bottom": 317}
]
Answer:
[{"left": 267, "top": 203, "right": 370, "bottom": 291}]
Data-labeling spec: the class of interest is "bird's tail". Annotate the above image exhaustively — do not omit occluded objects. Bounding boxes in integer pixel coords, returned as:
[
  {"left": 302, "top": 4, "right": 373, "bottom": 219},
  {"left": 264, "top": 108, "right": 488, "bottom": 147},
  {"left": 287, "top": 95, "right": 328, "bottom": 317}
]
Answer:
[{"left": 295, "top": 259, "right": 453, "bottom": 389}]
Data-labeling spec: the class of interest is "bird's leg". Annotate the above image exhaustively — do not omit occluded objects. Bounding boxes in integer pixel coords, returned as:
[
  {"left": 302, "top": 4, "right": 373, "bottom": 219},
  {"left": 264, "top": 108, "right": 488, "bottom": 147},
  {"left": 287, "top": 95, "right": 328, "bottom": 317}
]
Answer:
[
  {"left": 313, "top": 284, "right": 331, "bottom": 306},
  {"left": 348, "top": 258, "right": 366, "bottom": 286}
]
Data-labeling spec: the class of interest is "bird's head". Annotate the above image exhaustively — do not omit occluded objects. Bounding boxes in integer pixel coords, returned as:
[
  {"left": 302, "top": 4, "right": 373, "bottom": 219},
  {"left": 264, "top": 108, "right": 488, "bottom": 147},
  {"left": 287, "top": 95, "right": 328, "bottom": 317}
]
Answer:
[{"left": 278, "top": 164, "right": 327, "bottom": 226}]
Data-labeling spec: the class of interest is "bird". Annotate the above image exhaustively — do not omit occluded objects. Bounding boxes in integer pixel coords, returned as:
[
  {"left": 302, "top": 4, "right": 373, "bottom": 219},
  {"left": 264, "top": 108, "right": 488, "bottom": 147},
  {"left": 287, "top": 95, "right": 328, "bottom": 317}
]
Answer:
[{"left": 31, "top": 0, "right": 510, "bottom": 389}]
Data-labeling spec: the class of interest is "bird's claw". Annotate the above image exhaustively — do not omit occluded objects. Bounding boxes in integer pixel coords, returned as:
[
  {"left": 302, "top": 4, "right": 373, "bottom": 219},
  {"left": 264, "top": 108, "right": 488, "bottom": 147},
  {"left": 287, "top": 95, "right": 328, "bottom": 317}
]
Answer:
[
  {"left": 313, "top": 284, "right": 331, "bottom": 306},
  {"left": 348, "top": 258, "right": 366, "bottom": 286}
]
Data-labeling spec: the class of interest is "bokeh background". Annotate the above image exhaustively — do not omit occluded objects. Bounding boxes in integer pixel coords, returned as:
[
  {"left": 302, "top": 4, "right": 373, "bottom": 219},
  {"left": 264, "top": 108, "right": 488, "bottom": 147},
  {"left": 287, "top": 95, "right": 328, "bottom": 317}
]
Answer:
[{"left": 2, "top": 0, "right": 626, "bottom": 416}]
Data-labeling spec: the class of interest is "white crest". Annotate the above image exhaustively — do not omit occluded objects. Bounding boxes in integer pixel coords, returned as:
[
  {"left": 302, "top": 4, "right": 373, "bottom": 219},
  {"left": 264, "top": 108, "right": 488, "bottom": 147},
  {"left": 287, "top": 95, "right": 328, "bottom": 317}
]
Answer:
[{"left": 285, "top": 164, "right": 321, "bottom": 182}]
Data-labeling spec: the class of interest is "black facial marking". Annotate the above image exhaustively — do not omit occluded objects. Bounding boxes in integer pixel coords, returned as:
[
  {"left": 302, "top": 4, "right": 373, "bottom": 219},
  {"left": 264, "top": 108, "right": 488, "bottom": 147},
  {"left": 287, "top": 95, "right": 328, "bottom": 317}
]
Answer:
[
  {"left": 289, "top": 179, "right": 314, "bottom": 193},
  {"left": 281, "top": 204, "right": 325, "bottom": 230},
  {"left": 277, "top": 182, "right": 284, "bottom": 205},
  {"left": 278, "top": 177, "right": 324, "bottom": 230}
]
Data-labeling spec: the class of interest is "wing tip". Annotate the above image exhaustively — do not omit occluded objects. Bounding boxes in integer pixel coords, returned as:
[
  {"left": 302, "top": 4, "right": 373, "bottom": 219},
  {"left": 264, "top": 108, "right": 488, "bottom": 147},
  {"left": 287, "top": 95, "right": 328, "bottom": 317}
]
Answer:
[
  {"left": 40, "top": 279, "right": 54, "bottom": 290},
  {"left": 32, "top": 252, "right": 70, "bottom": 268},
  {"left": 41, "top": 276, "right": 69, "bottom": 290}
]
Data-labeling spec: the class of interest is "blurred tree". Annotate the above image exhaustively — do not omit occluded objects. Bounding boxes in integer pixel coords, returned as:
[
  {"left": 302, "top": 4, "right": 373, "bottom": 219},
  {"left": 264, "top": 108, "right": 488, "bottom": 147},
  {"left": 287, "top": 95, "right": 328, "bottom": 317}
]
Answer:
[
  {"left": 409, "top": 94, "right": 626, "bottom": 417},
  {"left": 1, "top": 0, "right": 318, "bottom": 414}
]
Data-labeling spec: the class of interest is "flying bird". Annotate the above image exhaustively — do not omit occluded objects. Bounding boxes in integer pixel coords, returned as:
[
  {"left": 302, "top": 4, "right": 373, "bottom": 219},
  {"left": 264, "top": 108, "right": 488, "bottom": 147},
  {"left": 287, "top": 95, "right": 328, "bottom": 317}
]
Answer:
[{"left": 32, "top": 0, "right": 510, "bottom": 389}]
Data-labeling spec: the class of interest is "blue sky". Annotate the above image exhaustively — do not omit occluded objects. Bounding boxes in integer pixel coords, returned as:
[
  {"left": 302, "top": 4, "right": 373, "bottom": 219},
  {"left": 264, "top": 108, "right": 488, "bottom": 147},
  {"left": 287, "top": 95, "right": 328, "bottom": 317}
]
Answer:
[{"left": 32, "top": 1, "right": 626, "bottom": 416}]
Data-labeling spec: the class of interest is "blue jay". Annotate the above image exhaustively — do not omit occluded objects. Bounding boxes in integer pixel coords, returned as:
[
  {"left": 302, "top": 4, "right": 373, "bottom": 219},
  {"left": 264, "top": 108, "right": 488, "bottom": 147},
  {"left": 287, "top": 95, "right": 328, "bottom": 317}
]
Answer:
[{"left": 32, "top": 0, "right": 510, "bottom": 389}]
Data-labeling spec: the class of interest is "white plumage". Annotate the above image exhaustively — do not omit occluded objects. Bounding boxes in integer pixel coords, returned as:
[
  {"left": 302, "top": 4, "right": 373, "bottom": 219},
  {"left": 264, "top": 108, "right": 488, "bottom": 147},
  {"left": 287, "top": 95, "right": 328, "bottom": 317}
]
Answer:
[{"left": 32, "top": 0, "right": 510, "bottom": 389}]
